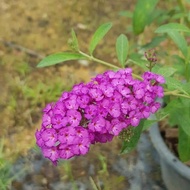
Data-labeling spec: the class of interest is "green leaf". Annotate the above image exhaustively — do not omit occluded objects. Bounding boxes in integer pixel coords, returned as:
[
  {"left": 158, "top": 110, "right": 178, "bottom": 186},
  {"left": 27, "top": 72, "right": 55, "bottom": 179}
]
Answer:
[
  {"left": 89, "top": 23, "right": 112, "bottom": 55},
  {"left": 172, "top": 55, "right": 186, "bottom": 76},
  {"left": 167, "top": 98, "right": 190, "bottom": 128},
  {"left": 71, "top": 29, "right": 79, "bottom": 51},
  {"left": 155, "top": 66, "right": 176, "bottom": 77},
  {"left": 165, "top": 77, "right": 189, "bottom": 95},
  {"left": 37, "top": 52, "right": 86, "bottom": 67},
  {"left": 133, "top": 0, "right": 159, "bottom": 35},
  {"left": 151, "top": 64, "right": 161, "bottom": 73},
  {"left": 178, "top": 125, "right": 190, "bottom": 162},
  {"left": 167, "top": 31, "right": 188, "bottom": 58},
  {"left": 155, "top": 23, "right": 190, "bottom": 33},
  {"left": 128, "top": 53, "right": 148, "bottom": 70},
  {"left": 157, "top": 99, "right": 181, "bottom": 125},
  {"left": 177, "top": 110, "right": 190, "bottom": 135},
  {"left": 176, "top": 102, "right": 190, "bottom": 162},
  {"left": 174, "top": 98, "right": 190, "bottom": 133},
  {"left": 120, "top": 120, "right": 144, "bottom": 154},
  {"left": 182, "top": 82, "right": 190, "bottom": 94},
  {"left": 142, "top": 119, "right": 157, "bottom": 131},
  {"left": 116, "top": 34, "right": 129, "bottom": 67},
  {"left": 141, "top": 35, "right": 167, "bottom": 50},
  {"left": 156, "top": 108, "right": 169, "bottom": 121}
]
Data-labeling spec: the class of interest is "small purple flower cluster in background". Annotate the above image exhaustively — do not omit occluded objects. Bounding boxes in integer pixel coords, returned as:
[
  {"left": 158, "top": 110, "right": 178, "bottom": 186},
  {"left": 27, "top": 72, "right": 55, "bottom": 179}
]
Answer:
[{"left": 35, "top": 68, "right": 165, "bottom": 165}]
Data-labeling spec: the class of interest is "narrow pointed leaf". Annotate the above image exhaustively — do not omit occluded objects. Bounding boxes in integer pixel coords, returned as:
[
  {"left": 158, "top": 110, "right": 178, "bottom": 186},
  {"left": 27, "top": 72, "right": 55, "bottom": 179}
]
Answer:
[
  {"left": 176, "top": 103, "right": 190, "bottom": 162},
  {"left": 155, "top": 23, "right": 190, "bottom": 33},
  {"left": 165, "top": 77, "right": 189, "bottom": 95},
  {"left": 133, "top": 0, "right": 159, "bottom": 35},
  {"left": 37, "top": 52, "right": 86, "bottom": 67},
  {"left": 178, "top": 125, "right": 190, "bottom": 162},
  {"left": 155, "top": 66, "right": 176, "bottom": 77},
  {"left": 71, "top": 29, "right": 79, "bottom": 51},
  {"left": 116, "top": 34, "right": 129, "bottom": 67},
  {"left": 89, "top": 23, "right": 112, "bottom": 55},
  {"left": 167, "top": 31, "right": 188, "bottom": 58},
  {"left": 120, "top": 120, "right": 144, "bottom": 154},
  {"left": 142, "top": 119, "right": 157, "bottom": 131},
  {"left": 128, "top": 53, "right": 148, "bottom": 70},
  {"left": 141, "top": 35, "right": 167, "bottom": 49},
  {"left": 176, "top": 104, "right": 190, "bottom": 135}
]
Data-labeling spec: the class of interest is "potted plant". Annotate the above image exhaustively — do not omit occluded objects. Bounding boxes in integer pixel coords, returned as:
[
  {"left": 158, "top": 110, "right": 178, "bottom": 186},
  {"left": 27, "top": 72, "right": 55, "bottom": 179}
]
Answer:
[
  {"left": 34, "top": 21, "right": 190, "bottom": 189},
  {"left": 132, "top": 0, "right": 190, "bottom": 188},
  {"left": 147, "top": 22, "right": 190, "bottom": 190}
]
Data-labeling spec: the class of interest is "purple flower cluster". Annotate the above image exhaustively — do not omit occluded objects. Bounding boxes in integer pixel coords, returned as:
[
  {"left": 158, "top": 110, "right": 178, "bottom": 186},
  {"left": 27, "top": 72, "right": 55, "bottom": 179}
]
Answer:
[{"left": 35, "top": 68, "right": 165, "bottom": 165}]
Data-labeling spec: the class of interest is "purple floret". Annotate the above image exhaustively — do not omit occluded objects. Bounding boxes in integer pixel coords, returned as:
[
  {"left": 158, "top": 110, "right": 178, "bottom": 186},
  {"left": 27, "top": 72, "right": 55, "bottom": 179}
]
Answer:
[{"left": 35, "top": 68, "right": 165, "bottom": 164}]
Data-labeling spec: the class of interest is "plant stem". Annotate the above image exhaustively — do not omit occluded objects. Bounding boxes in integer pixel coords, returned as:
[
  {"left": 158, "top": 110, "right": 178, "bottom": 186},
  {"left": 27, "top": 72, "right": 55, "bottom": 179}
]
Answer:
[
  {"left": 79, "top": 51, "right": 190, "bottom": 99},
  {"left": 79, "top": 50, "right": 120, "bottom": 69},
  {"left": 164, "top": 90, "right": 190, "bottom": 99},
  {"left": 177, "top": 0, "right": 185, "bottom": 13},
  {"left": 78, "top": 50, "right": 142, "bottom": 80}
]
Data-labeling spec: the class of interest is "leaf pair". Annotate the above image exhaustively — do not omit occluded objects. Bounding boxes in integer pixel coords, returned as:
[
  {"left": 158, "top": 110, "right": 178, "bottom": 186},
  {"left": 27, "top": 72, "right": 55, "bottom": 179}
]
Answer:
[
  {"left": 37, "top": 23, "right": 113, "bottom": 67},
  {"left": 37, "top": 22, "right": 129, "bottom": 68},
  {"left": 90, "top": 23, "right": 129, "bottom": 67}
]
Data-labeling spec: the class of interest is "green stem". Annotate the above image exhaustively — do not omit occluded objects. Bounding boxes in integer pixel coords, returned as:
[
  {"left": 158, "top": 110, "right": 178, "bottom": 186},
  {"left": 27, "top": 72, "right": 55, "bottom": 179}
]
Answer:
[
  {"left": 164, "top": 90, "right": 190, "bottom": 99},
  {"left": 177, "top": 0, "right": 185, "bottom": 12},
  {"left": 79, "top": 50, "right": 120, "bottom": 69},
  {"left": 78, "top": 50, "right": 142, "bottom": 80},
  {"left": 79, "top": 51, "right": 190, "bottom": 99}
]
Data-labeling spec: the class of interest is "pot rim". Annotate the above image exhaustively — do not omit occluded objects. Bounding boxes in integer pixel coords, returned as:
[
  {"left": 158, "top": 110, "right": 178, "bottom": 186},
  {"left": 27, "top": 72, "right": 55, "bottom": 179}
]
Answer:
[{"left": 149, "top": 123, "right": 190, "bottom": 177}]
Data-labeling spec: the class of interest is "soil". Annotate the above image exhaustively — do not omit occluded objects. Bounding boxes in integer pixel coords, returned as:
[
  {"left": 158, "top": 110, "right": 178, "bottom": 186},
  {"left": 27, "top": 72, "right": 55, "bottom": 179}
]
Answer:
[{"left": 0, "top": 1, "right": 167, "bottom": 190}]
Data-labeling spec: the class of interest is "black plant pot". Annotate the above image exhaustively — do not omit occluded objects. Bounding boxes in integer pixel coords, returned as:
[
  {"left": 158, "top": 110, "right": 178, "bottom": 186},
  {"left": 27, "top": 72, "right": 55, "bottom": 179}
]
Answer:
[{"left": 149, "top": 123, "right": 190, "bottom": 190}]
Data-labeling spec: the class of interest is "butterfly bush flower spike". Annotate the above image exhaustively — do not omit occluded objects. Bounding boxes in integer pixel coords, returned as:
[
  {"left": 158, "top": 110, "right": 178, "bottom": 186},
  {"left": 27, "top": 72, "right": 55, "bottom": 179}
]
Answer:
[{"left": 35, "top": 68, "right": 165, "bottom": 165}]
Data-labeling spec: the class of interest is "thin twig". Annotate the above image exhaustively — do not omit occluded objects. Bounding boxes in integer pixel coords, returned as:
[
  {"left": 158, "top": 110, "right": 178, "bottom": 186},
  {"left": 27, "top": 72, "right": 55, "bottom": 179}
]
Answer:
[{"left": 0, "top": 38, "right": 45, "bottom": 59}]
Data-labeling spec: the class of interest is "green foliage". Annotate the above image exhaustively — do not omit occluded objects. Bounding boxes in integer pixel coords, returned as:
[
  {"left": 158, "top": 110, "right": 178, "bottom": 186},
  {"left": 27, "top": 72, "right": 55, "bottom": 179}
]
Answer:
[
  {"left": 165, "top": 98, "right": 190, "bottom": 161},
  {"left": 120, "top": 120, "right": 144, "bottom": 154},
  {"left": 89, "top": 22, "right": 112, "bottom": 55},
  {"left": 71, "top": 29, "right": 79, "bottom": 51},
  {"left": 0, "top": 140, "right": 20, "bottom": 190},
  {"left": 178, "top": 125, "right": 190, "bottom": 162},
  {"left": 141, "top": 35, "right": 167, "bottom": 50},
  {"left": 22, "top": 78, "right": 69, "bottom": 106},
  {"left": 116, "top": 34, "right": 129, "bottom": 68},
  {"left": 36, "top": 0, "right": 190, "bottom": 163},
  {"left": 90, "top": 155, "right": 125, "bottom": 190},
  {"left": 89, "top": 177, "right": 99, "bottom": 190},
  {"left": 155, "top": 23, "right": 190, "bottom": 58},
  {"left": 133, "top": 0, "right": 159, "bottom": 34},
  {"left": 142, "top": 119, "right": 157, "bottom": 131},
  {"left": 15, "top": 62, "right": 31, "bottom": 76},
  {"left": 155, "top": 23, "right": 190, "bottom": 33},
  {"left": 154, "top": 66, "right": 177, "bottom": 77},
  {"left": 0, "top": 141, "right": 11, "bottom": 190},
  {"left": 128, "top": 53, "right": 148, "bottom": 70},
  {"left": 37, "top": 53, "right": 86, "bottom": 67},
  {"left": 165, "top": 77, "right": 189, "bottom": 95},
  {"left": 167, "top": 31, "right": 188, "bottom": 58},
  {"left": 61, "top": 162, "right": 78, "bottom": 190}
]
